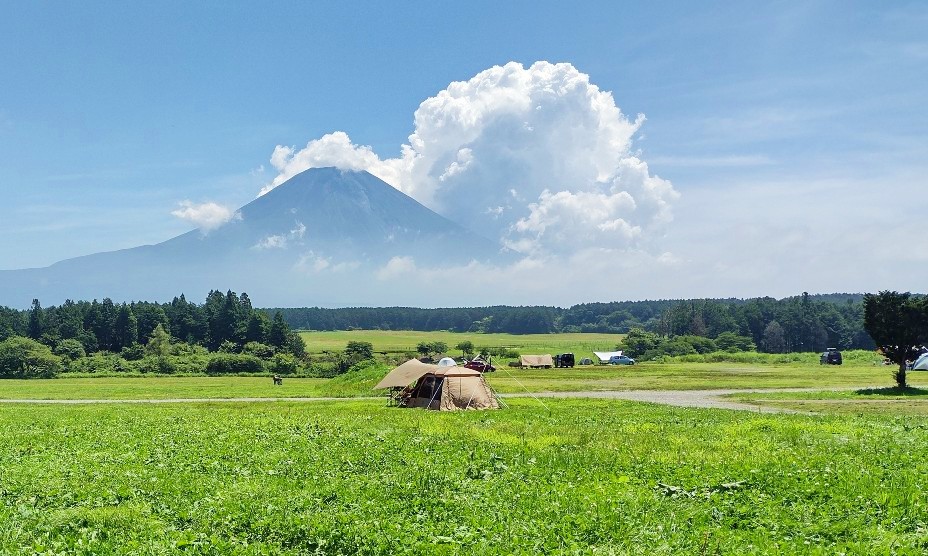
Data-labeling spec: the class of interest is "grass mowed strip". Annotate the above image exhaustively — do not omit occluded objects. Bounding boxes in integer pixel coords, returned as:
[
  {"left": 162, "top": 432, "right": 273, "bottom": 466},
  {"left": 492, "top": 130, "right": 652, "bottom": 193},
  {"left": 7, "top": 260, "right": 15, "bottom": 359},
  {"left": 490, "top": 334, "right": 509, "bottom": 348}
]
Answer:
[
  {"left": 2, "top": 399, "right": 927, "bottom": 554},
  {"left": 299, "top": 330, "right": 622, "bottom": 356},
  {"left": 728, "top": 385, "right": 928, "bottom": 415}
]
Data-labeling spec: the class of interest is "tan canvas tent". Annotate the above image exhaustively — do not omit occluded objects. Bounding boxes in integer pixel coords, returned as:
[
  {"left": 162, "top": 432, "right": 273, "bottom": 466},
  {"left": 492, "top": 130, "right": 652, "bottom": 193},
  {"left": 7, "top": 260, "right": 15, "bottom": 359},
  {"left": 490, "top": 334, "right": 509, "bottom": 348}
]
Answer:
[
  {"left": 375, "top": 359, "right": 500, "bottom": 411},
  {"left": 520, "top": 354, "right": 553, "bottom": 368}
]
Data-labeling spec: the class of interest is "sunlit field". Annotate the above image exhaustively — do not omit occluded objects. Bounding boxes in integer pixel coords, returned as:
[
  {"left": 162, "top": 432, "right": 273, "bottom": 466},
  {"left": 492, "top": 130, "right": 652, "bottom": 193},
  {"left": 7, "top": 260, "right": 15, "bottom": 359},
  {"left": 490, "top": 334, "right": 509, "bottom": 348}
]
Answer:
[
  {"left": 2, "top": 360, "right": 925, "bottom": 400},
  {"left": 298, "top": 330, "right": 623, "bottom": 356},
  {"left": 727, "top": 384, "right": 928, "bottom": 415},
  {"left": 2, "top": 398, "right": 927, "bottom": 554},
  {"left": 3, "top": 357, "right": 928, "bottom": 553}
]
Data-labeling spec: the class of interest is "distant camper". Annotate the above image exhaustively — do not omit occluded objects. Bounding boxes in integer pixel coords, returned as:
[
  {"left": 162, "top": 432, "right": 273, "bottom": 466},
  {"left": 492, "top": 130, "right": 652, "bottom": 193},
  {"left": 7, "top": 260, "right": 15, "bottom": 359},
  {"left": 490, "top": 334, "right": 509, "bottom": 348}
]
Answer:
[
  {"left": 273, "top": 375, "right": 283, "bottom": 385},
  {"left": 553, "top": 353, "right": 575, "bottom": 368},
  {"left": 819, "top": 348, "right": 842, "bottom": 365}
]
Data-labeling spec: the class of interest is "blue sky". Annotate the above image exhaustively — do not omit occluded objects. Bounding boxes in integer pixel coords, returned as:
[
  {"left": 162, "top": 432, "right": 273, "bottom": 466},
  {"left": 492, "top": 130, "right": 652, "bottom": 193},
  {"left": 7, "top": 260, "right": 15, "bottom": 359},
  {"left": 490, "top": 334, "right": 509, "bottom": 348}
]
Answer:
[{"left": 1, "top": 1, "right": 926, "bottom": 304}]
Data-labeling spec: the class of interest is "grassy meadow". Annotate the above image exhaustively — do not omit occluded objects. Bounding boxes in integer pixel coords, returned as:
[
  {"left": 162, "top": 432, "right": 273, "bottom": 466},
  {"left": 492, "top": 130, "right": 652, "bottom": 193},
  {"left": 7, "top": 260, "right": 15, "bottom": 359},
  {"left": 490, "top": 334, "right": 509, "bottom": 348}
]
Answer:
[
  {"left": 298, "top": 330, "right": 623, "bottom": 356},
  {"left": 2, "top": 398, "right": 928, "bottom": 554},
  {"left": 727, "top": 384, "right": 928, "bottom": 416},
  {"left": 2, "top": 356, "right": 926, "bottom": 400},
  {"left": 3, "top": 333, "right": 928, "bottom": 553}
]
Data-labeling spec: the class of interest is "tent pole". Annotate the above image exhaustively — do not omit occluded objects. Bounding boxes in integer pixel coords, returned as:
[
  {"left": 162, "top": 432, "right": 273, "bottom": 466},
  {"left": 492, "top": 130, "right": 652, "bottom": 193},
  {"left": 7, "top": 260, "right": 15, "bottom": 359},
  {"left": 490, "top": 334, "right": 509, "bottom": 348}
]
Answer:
[{"left": 496, "top": 367, "right": 548, "bottom": 411}]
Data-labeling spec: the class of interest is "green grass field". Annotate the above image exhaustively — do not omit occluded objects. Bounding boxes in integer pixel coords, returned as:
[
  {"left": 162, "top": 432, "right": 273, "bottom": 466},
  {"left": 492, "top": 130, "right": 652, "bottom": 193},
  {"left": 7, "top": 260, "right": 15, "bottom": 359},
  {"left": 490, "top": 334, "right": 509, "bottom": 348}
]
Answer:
[
  {"left": 727, "top": 384, "right": 928, "bottom": 415},
  {"left": 299, "top": 330, "right": 623, "bottom": 356},
  {"left": 4, "top": 358, "right": 928, "bottom": 554},
  {"left": 1, "top": 361, "right": 925, "bottom": 400},
  {"left": 2, "top": 398, "right": 927, "bottom": 554}
]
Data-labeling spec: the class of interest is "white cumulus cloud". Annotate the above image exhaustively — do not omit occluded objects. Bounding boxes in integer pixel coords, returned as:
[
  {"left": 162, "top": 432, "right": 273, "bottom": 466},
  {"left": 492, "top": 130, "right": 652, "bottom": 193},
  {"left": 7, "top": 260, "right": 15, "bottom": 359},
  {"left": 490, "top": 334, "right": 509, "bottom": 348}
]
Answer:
[
  {"left": 171, "top": 201, "right": 239, "bottom": 231},
  {"left": 264, "top": 61, "right": 678, "bottom": 256}
]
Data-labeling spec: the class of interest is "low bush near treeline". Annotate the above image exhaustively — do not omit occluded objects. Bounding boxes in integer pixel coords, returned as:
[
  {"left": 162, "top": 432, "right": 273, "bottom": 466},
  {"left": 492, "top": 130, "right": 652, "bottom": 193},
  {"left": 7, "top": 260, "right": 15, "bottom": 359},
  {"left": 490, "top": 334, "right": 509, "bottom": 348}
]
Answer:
[{"left": 656, "top": 349, "right": 882, "bottom": 365}]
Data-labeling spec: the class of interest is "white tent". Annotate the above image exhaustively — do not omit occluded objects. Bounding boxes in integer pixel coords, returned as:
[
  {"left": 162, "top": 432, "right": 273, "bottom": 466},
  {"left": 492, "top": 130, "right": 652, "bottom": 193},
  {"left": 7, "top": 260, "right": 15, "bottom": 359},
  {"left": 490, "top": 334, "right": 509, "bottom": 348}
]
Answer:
[
  {"left": 913, "top": 353, "right": 928, "bottom": 371},
  {"left": 593, "top": 351, "right": 623, "bottom": 363}
]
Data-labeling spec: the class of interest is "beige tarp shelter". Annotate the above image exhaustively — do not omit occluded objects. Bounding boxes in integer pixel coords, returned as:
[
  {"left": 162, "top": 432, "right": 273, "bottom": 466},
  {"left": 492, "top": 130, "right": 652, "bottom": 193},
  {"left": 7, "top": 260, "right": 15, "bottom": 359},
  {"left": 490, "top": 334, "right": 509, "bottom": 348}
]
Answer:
[
  {"left": 520, "top": 354, "right": 553, "bottom": 368},
  {"left": 375, "top": 359, "right": 500, "bottom": 411}
]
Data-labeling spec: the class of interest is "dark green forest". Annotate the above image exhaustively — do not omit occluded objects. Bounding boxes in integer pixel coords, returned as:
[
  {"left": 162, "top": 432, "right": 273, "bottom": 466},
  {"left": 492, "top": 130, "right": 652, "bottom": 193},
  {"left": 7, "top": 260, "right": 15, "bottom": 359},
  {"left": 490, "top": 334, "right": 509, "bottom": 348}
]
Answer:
[
  {"left": 0, "top": 292, "right": 884, "bottom": 379},
  {"left": 0, "top": 291, "right": 306, "bottom": 378},
  {"left": 272, "top": 293, "right": 873, "bottom": 353}
]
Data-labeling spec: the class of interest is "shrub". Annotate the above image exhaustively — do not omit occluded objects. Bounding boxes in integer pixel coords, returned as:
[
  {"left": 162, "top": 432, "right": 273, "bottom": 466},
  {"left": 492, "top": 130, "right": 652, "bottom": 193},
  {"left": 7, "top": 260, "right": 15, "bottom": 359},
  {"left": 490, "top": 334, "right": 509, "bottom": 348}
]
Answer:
[
  {"left": 120, "top": 343, "right": 146, "bottom": 361},
  {"left": 345, "top": 341, "right": 374, "bottom": 361},
  {"left": 65, "top": 352, "right": 133, "bottom": 374},
  {"left": 137, "top": 356, "right": 177, "bottom": 375},
  {"left": 243, "top": 341, "right": 275, "bottom": 359},
  {"left": 269, "top": 353, "right": 298, "bottom": 375},
  {"left": 715, "top": 332, "right": 756, "bottom": 352},
  {"left": 0, "top": 336, "right": 63, "bottom": 378},
  {"left": 218, "top": 340, "right": 241, "bottom": 354},
  {"left": 206, "top": 353, "right": 264, "bottom": 375},
  {"left": 54, "top": 338, "right": 86, "bottom": 361}
]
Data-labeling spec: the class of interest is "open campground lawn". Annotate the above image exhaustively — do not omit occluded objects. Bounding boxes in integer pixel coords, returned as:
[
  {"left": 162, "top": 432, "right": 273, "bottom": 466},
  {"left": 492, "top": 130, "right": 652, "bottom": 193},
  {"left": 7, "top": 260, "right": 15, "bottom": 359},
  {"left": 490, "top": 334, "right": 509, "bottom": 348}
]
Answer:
[
  {"left": 298, "top": 330, "right": 623, "bottom": 356},
  {"left": 0, "top": 360, "right": 924, "bottom": 400},
  {"left": 727, "top": 384, "right": 928, "bottom": 416},
  {"left": 2, "top": 397, "right": 928, "bottom": 554},
  {"left": 3, "top": 363, "right": 928, "bottom": 554}
]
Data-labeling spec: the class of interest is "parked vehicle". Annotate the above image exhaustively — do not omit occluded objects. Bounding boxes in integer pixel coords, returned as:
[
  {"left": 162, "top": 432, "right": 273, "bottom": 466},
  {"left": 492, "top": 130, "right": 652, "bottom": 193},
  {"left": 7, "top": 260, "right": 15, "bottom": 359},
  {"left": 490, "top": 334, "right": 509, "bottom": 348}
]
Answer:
[
  {"left": 553, "top": 353, "right": 575, "bottom": 368},
  {"left": 819, "top": 348, "right": 842, "bottom": 365},
  {"left": 463, "top": 357, "right": 496, "bottom": 373},
  {"left": 608, "top": 355, "right": 636, "bottom": 365}
]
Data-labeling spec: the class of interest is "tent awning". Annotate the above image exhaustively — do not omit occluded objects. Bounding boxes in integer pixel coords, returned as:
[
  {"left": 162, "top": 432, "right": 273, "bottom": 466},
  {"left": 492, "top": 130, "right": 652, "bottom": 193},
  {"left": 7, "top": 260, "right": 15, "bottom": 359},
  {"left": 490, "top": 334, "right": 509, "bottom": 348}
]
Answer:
[
  {"left": 593, "top": 351, "right": 623, "bottom": 362},
  {"left": 375, "top": 359, "right": 436, "bottom": 389},
  {"left": 374, "top": 360, "right": 483, "bottom": 389}
]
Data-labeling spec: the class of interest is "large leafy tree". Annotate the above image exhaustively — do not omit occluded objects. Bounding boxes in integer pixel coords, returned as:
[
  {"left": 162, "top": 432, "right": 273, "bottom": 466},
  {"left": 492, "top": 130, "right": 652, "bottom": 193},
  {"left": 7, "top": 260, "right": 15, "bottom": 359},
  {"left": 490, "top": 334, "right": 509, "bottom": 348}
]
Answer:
[
  {"left": 345, "top": 341, "right": 374, "bottom": 362},
  {"left": 0, "top": 336, "right": 62, "bottom": 378},
  {"left": 863, "top": 291, "right": 927, "bottom": 388}
]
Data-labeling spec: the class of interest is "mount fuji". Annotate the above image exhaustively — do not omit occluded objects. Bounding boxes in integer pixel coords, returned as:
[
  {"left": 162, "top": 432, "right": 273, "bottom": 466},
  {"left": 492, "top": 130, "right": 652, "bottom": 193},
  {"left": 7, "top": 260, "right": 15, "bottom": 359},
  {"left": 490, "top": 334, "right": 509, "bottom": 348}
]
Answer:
[{"left": 0, "top": 168, "right": 511, "bottom": 307}]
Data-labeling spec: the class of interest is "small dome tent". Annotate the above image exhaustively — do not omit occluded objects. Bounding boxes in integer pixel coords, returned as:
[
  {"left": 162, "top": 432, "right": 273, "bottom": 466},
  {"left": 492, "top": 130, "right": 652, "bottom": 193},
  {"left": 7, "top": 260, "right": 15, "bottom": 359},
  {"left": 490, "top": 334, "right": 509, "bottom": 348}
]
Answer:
[
  {"left": 914, "top": 353, "right": 928, "bottom": 371},
  {"left": 375, "top": 359, "right": 500, "bottom": 411},
  {"left": 437, "top": 357, "right": 457, "bottom": 367}
]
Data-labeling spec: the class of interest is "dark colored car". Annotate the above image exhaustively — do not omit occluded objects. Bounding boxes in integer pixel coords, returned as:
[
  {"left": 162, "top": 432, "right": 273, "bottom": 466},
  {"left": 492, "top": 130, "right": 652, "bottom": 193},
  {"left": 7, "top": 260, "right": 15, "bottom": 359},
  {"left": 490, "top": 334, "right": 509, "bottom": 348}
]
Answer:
[
  {"left": 463, "top": 358, "right": 496, "bottom": 373},
  {"left": 554, "top": 353, "right": 575, "bottom": 368},
  {"left": 820, "top": 348, "right": 842, "bottom": 365}
]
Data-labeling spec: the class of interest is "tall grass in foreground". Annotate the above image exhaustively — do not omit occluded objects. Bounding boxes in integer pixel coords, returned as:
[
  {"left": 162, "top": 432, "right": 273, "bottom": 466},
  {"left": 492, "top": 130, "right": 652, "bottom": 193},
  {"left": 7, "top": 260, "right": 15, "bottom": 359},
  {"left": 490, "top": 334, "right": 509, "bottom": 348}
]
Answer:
[{"left": 1, "top": 399, "right": 926, "bottom": 554}]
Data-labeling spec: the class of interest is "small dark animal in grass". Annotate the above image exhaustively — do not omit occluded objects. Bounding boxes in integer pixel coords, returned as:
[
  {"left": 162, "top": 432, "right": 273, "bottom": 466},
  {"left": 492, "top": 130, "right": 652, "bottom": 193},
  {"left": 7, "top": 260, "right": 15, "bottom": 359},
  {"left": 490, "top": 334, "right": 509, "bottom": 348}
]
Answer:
[{"left": 273, "top": 375, "right": 283, "bottom": 386}]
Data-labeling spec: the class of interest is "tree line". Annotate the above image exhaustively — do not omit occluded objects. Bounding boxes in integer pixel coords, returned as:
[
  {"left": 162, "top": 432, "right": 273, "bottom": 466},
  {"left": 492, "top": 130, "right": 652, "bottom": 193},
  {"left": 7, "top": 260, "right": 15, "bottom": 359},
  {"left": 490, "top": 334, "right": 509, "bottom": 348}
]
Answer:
[
  {"left": 271, "top": 293, "right": 873, "bottom": 353},
  {"left": 0, "top": 291, "right": 305, "bottom": 378}
]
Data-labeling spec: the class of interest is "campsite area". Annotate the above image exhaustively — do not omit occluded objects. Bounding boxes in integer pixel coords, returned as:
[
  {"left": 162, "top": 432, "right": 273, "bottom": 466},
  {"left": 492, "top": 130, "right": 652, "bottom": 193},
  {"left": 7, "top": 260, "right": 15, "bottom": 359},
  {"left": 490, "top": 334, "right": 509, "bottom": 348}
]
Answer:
[{"left": 2, "top": 349, "right": 928, "bottom": 554}]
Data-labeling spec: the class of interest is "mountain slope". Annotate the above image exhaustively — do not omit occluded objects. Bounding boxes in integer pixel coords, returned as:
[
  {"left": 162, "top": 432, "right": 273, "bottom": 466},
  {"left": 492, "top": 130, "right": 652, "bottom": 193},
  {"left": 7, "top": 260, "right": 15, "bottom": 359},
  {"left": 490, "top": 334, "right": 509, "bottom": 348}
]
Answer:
[{"left": 0, "top": 168, "right": 509, "bottom": 307}]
